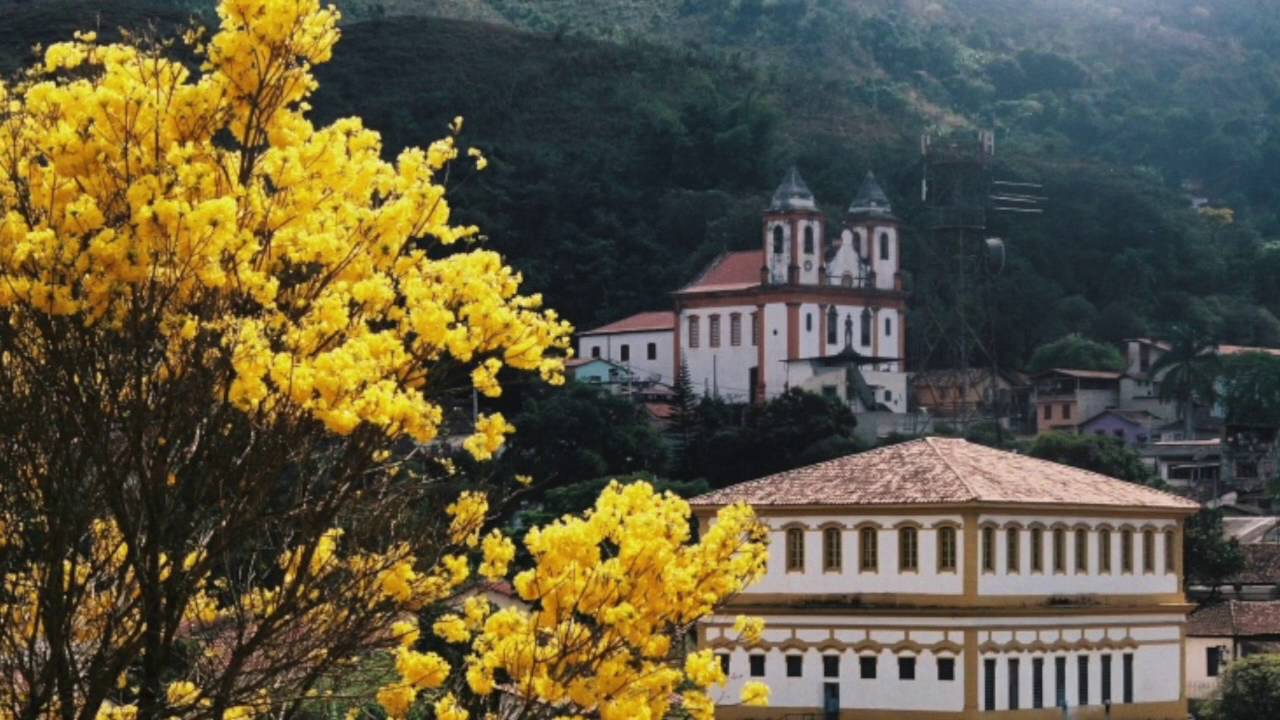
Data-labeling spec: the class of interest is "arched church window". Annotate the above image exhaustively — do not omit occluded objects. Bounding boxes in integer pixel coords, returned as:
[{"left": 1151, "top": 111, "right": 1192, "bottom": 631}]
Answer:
[
  {"left": 785, "top": 528, "right": 805, "bottom": 572},
  {"left": 879, "top": 232, "right": 890, "bottom": 260},
  {"left": 803, "top": 225, "right": 815, "bottom": 254},
  {"left": 826, "top": 306, "right": 838, "bottom": 345},
  {"left": 860, "top": 309, "right": 872, "bottom": 346},
  {"left": 841, "top": 272, "right": 853, "bottom": 288},
  {"left": 772, "top": 225, "right": 784, "bottom": 254}
]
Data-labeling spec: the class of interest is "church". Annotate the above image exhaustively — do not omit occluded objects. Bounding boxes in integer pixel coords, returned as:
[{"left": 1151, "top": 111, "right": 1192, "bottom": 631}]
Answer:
[
  {"left": 691, "top": 437, "right": 1199, "bottom": 719},
  {"left": 577, "top": 168, "right": 909, "bottom": 411}
]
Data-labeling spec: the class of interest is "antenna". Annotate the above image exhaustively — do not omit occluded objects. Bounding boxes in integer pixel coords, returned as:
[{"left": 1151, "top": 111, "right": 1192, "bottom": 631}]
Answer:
[{"left": 916, "top": 129, "right": 1045, "bottom": 434}]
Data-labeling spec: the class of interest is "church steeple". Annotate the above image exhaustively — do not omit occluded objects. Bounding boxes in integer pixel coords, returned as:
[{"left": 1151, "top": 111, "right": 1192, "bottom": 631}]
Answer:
[
  {"left": 769, "top": 166, "right": 817, "bottom": 212},
  {"left": 847, "top": 170, "right": 896, "bottom": 221},
  {"left": 763, "top": 166, "right": 822, "bottom": 286}
]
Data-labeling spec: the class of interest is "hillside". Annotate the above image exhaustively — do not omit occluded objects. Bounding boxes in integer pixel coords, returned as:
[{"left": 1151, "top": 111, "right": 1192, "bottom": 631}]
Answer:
[{"left": 3, "top": 0, "right": 1279, "bottom": 372}]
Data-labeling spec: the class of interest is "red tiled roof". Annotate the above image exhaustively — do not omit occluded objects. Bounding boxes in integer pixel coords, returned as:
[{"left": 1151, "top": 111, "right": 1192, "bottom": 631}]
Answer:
[
  {"left": 1189, "top": 600, "right": 1280, "bottom": 637},
  {"left": 676, "top": 250, "right": 764, "bottom": 294},
  {"left": 580, "top": 311, "right": 675, "bottom": 336},
  {"left": 644, "top": 402, "right": 677, "bottom": 420},
  {"left": 689, "top": 437, "right": 1200, "bottom": 510}
]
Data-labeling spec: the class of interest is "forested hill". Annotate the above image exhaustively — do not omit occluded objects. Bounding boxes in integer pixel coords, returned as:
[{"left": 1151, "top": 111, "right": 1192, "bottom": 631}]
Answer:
[{"left": 3, "top": 0, "right": 1280, "bottom": 371}]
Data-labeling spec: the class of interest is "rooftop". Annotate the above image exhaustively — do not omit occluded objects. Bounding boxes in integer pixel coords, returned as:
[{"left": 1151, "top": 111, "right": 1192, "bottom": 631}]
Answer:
[
  {"left": 1218, "top": 344, "right": 1280, "bottom": 358},
  {"left": 1222, "top": 544, "right": 1280, "bottom": 586},
  {"left": 847, "top": 170, "right": 896, "bottom": 220},
  {"left": 1037, "top": 368, "right": 1126, "bottom": 380},
  {"left": 676, "top": 250, "right": 763, "bottom": 294},
  {"left": 1189, "top": 600, "right": 1280, "bottom": 637},
  {"left": 579, "top": 311, "right": 675, "bottom": 336},
  {"left": 689, "top": 437, "right": 1200, "bottom": 511},
  {"left": 1223, "top": 517, "right": 1280, "bottom": 544},
  {"left": 769, "top": 166, "right": 818, "bottom": 212}
]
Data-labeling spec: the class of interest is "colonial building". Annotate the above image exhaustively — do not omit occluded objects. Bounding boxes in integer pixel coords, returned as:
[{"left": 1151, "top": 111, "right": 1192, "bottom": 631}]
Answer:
[
  {"left": 689, "top": 437, "right": 1199, "bottom": 719},
  {"left": 578, "top": 168, "right": 909, "bottom": 411}
]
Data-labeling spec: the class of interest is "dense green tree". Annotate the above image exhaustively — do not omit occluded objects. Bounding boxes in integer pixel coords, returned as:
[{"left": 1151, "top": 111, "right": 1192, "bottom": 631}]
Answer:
[
  {"left": 1026, "top": 334, "right": 1126, "bottom": 374},
  {"left": 1183, "top": 508, "right": 1246, "bottom": 593},
  {"left": 1218, "top": 351, "right": 1280, "bottom": 427},
  {"left": 682, "top": 389, "right": 860, "bottom": 487},
  {"left": 1026, "top": 432, "right": 1156, "bottom": 485},
  {"left": 1149, "top": 324, "right": 1221, "bottom": 437},
  {"left": 500, "top": 384, "right": 670, "bottom": 485},
  {"left": 1201, "top": 655, "right": 1280, "bottom": 720}
]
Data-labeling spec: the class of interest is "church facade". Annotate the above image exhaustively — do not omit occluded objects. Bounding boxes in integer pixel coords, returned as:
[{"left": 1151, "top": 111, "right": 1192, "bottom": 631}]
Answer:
[
  {"left": 690, "top": 438, "right": 1199, "bottom": 719},
  {"left": 577, "top": 168, "right": 909, "bottom": 410}
]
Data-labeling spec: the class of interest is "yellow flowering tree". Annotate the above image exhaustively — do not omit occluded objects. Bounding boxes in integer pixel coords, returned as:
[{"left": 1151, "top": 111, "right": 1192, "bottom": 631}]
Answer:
[{"left": 0, "top": 2, "right": 768, "bottom": 720}]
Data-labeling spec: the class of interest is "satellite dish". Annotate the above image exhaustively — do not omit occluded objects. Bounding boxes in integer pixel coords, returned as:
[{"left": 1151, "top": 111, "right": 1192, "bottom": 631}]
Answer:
[{"left": 984, "top": 237, "right": 1006, "bottom": 273}]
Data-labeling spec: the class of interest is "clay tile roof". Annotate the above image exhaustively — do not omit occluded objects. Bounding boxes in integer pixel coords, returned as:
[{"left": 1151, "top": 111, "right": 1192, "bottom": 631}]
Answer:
[
  {"left": 689, "top": 437, "right": 1200, "bottom": 511},
  {"left": 1189, "top": 600, "right": 1280, "bottom": 637},
  {"left": 676, "top": 250, "right": 764, "bottom": 294},
  {"left": 1224, "top": 544, "right": 1280, "bottom": 585},
  {"left": 579, "top": 311, "right": 675, "bottom": 336}
]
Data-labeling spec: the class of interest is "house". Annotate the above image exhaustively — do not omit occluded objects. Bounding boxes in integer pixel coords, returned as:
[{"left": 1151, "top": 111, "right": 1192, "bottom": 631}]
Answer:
[
  {"left": 576, "top": 311, "right": 676, "bottom": 384},
  {"left": 1079, "top": 409, "right": 1159, "bottom": 448},
  {"left": 1031, "top": 368, "right": 1123, "bottom": 433},
  {"left": 1141, "top": 438, "right": 1222, "bottom": 495},
  {"left": 579, "top": 167, "right": 910, "bottom": 412},
  {"left": 689, "top": 437, "right": 1199, "bottom": 719},
  {"left": 911, "top": 368, "right": 1032, "bottom": 430},
  {"left": 563, "top": 357, "right": 634, "bottom": 388},
  {"left": 1185, "top": 600, "right": 1280, "bottom": 698}
]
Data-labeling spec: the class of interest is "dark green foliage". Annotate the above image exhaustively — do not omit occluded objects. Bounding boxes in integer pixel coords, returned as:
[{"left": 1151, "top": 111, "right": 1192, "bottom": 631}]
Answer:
[
  {"left": 680, "top": 389, "right": 860, "bottom": 487},
  {"left": 1026, "top": 432, "right": 1155, "bottom": 486},
  {"left": 8, "top": 0, "right": 1280, "bottom": 375},
  {"left": 1183, "top": 508, "right": 1246, "bottom": 592},
  {"left": 1219, "top": 352, "right": 1280, "bottom": 427},
  {"left": 500, "top": 384, "right": 669, "bottom": 485},
  {"left": 1026, "top": 334, "right": 1126, "bottom": 374},
  {"left": 1200, "top": 654, "right": 1280, "bottom": 720}
]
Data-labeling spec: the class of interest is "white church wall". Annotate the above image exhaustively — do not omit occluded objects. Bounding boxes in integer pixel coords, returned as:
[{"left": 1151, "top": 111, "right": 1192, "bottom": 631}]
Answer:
[{"left": 680, "top": 304, "right": 758, "bottom": 402}]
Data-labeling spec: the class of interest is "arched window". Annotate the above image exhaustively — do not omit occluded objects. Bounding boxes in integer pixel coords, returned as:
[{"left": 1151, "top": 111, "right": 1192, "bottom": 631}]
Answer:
[
  {"left": 1164, "top": 530, "right": 1176, "bottom": 574},
  {"left": 860, "top": 308, "right": 872, "bottom": 346},
  {"left": 879, "top": 232, "right": 890, "bottom": 260},
  {"left": 1006, "top": 528, "right": 1020, "bottom": 573},
  {"left": 899, "top": 527, "right": 918, "bottom": 571},
  {"left": 981, "top": 526, "right": 995, "bottom": 572},
  {"left": 1099, "top": 529, "right": 1112, "bottom": 574},
  {"left": 729, "top": 313, "right": 742, "bottom": 346},
  {"left": 687, "top": 315, "right": 700, "bottom": 348},
  {"left": 826, "top": 306, "right": 838, "bottom": 344},
  {"left": 805, "top": 313, "right": 813, "bottom": 332},
  {"left": 1030, "top": 527, "right": 1044, "bottom": 572},
  {"left": 859, "top": 527, "right": 878, "bottom": 571},
  {"left": 785, "top": 528, "right": 805, "bottom": 572},
  {"left": 1121, "top": 529, "right": 1134, "bottom": 573},
  {"left": 841, "top": 272, "right": 853, "bottom": 288},
  {"left": 709, "top": 314, "right": 721, "bottom": 348},
  {"left": 938, "top": 526, "right": 957, "bottom": 572},
  {"left": 803, "top": 225, "right": 815, "bottom": 254},
  {"left": 1075, "top": 529, "right": 1089, "bottom": 573},
  {"left": 772, "top": 225, "right": 785, "bottom": 254},
  {"left": 823, "top": 527, "right": 842, "bottom": 572},
  {"left": 1142, "top": 530, "right": 1155, "bottom": 573},
  {"left": 1052, "top": 528, "right": 1066, "bottom": 573}
]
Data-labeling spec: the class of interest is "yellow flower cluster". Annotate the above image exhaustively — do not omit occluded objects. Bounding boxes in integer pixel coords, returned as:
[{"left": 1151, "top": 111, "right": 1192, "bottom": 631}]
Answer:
[
  {"left": 458, "top": 481, "right": 768, "bottom": 720},
  {"left": 0, "top": 0, "right": 571, "bottom": 456}
]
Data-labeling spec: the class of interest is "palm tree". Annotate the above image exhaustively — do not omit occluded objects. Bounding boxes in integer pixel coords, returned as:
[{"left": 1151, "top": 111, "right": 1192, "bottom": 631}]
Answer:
[{"left": 1149, "top": 325, "right": 1221, "bottom": 438}]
